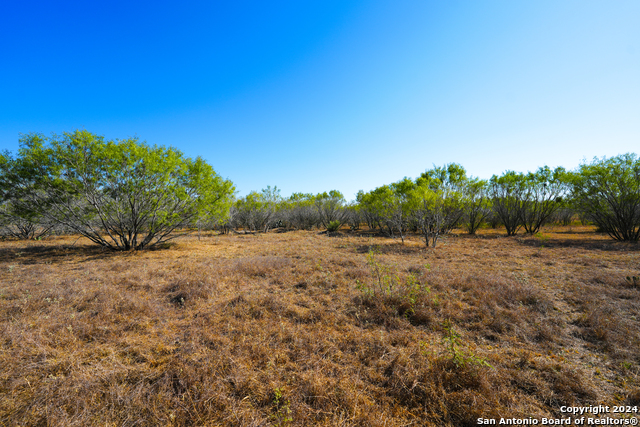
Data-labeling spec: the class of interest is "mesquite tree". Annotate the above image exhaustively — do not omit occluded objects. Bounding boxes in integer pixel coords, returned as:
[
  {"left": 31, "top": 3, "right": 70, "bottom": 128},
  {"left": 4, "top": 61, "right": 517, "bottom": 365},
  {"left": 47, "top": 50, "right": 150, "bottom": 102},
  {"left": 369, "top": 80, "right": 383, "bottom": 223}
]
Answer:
[
  {"left": 518, "top": 166, "right": 568, "bottom": 234},
  {"left": 281, "top": 193, "right": 318, "bottom": 230},
  {"left": 418, "top": 164, "right": 467, "bottom": 234},
  {"left": 489, "top": 167, "right": 567, "bottom": 236},
  {"left": 356, "top": 190, "right": 383, "bottom": 231},
  {"left": 7, "top": 131, "right": 234, "bottom": 250},
  {"left": 231, "top": 186, "right": 282, "bottom": 232},
  {"left": 570, "top": 154, "right": 640, "bottom": 241},
  {"left": 0, "top": 151, "right": 55, "bottom": 239},
  {"left": 410, "top": 184, "right": 463, "bottom": 248},
  {"left": 388, "top": 178, "right": 417, "bottom": 242},
  {"left": 489, "top": 171, "right": 525, "bottom": 236},
  {"left": 411, "top": 165, "right": 467, "bottom": 247},
  {"left": 463, "top": 178, "right": 491, "bottom": 235},
  {"left": 315, "top": 190, "right": 346, "bottom": 229}
]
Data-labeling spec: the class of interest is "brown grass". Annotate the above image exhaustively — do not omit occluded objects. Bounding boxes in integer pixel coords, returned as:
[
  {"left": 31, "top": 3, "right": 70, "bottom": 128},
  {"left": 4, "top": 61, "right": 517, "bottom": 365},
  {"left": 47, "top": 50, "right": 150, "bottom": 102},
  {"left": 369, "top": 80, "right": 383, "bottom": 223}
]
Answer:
[{"left": 1, "top": 225, "right": 639, "bottom": 426}]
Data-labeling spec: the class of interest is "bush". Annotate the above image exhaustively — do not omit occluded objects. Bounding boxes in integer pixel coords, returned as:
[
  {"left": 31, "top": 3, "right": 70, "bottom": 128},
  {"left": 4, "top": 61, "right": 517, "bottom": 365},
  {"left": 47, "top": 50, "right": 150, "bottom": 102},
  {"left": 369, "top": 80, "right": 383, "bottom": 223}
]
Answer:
[
  {"left": 326, "top": 220, "right": 341, "bottom": 232},
  {"left": 355, "top": 249, "right": 432, "bottom": 324}
]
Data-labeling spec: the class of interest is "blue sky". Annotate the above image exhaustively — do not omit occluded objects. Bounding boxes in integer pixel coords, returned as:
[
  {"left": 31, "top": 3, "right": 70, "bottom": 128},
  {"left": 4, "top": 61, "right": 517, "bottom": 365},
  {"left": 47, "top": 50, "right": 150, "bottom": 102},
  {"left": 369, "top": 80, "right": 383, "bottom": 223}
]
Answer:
[{"left": 2, "top": 1, "right": 639, "bottom": 200}]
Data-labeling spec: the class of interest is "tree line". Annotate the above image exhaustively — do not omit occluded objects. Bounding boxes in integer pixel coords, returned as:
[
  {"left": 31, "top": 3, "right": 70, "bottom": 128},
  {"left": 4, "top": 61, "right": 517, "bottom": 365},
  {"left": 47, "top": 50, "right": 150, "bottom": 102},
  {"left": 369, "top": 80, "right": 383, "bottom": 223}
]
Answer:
[
  {"left": 225, "top": 157, "right": 640, "bottom": 245},
  {"left": 1, "top": 130, "right": 639, "bottom": 249}
]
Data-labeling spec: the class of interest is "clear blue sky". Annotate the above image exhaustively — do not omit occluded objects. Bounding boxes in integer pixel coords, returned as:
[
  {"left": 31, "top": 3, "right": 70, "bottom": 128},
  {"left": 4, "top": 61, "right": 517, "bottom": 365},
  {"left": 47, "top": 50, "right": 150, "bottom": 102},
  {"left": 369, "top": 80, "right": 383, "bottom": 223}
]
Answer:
[{"left": 2, "top": 1, "right": 639, "bottom": 200}]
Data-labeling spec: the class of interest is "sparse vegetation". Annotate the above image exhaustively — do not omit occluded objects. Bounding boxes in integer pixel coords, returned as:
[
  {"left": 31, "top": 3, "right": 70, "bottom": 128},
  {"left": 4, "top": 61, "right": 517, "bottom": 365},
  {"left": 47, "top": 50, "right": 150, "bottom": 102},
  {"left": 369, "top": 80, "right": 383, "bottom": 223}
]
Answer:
[
  {"left": 439, "top": 319, "right": 493, "bottom": 369},
  {"left": 1, "top": 225, "right": 639, "bottom": 426}
]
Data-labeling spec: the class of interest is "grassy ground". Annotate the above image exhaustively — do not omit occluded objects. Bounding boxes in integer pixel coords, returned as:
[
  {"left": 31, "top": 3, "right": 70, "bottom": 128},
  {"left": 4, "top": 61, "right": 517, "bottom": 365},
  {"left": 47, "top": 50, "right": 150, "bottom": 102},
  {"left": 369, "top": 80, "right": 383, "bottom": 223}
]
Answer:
[{"left": 0, "top": 225, "right": 639, "bottom": 426}]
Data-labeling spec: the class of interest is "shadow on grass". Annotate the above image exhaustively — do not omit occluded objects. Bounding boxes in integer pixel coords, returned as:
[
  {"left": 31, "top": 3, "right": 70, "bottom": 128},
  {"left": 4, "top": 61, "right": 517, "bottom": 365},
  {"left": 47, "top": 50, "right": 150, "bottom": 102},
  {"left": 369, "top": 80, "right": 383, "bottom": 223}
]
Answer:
[
  {"left": 355, "top": 242, "right": 425, "bottom": 255},
  {"left": 451, "top": 233, "right": 512, "bottom": 240},
  {"left": 274, "top": 228, "right": 296, "bottom": 233},
  {"left": 552, "top": 228, "right": 600, "bottom": 235},
  {"left": 0, "top": 241, "right": 177, "bottom": 264},
  {"left": 518, "top": 237, "right": 640, "bottom": 252}
]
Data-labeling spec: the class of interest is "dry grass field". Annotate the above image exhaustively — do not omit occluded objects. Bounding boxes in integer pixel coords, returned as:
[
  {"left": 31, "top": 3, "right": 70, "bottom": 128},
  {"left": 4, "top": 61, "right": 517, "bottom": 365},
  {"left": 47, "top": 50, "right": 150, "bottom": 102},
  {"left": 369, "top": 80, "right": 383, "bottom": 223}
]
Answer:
[{"left": 1, "top": 225, "right": 639, "bottom": 426}]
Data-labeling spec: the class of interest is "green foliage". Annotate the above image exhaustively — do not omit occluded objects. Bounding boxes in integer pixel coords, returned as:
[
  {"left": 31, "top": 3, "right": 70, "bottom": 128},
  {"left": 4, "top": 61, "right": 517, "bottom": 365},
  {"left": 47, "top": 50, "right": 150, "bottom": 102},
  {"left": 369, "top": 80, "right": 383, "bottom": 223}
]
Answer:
[
  {"left": 490, "top": 166, "right": 572, "bottom": 236},
  {"left": 357, "top": 178, "right": 416, "bottom": 241},
  {"left": 0, "top": 149, "right": 56, "bottom": 239},
  {"left": 261, "top": 185, "right": 282, "bottom": 204},
  {"left": 570, "top": 153, "right": 640, "bottom": 241},
  {"left": 440, "top": 319, "right": 493, "bottom": 369},
  {"left": 356, "top": 249, "right": 429, "bottom": 316},
  {"left": 289, "top": 192, "right": 314, "bottom": 203},
  {"left": 418, "top": 163, "right": 468, "bottom": 192},
  {"left": 232, "top": 186, "right": 282, "bottom": 232},
  {"left": 315, "top": 190, "right": 345, "bottom": 229},
  {"left": 326, "top": 220, "right": 341, "bottom": 232},
  {"left": 489, "top": 171, "right": 525, "bottom": 236},
  {"left": 410, "top": 179, "right": 465, "bottom": 247},
  {"left": 519, "top": 166, "right": 568, "bottom": 234},
  {"left": 356, "top": 189, "right": 381, "bottom": 230},
  {"left": 281, "top": 192, "right": 318, "bottom": 230},
  {"left": 357, "top": 164, "right": 509, "bottom": 244},
  {"left": 403, "top": 273, "right": 423, "bottom": 316},
  {"left": 343, "top": 202, "right": 362, "bottom": 231},
  {"left": 415, "top": 164, "right": 468, "bottom": 245},
  {"left": 6, "top": 130, "right": 234, "bottom": 250},
  {"left": 357, "top": 249, "right": 395, "bottom": 297},
  {"left": 271, "top": 387, "right": 292, "bottom": 427},
  {"left": 463, "top": 178, "right": 491, "bottom": 235}
]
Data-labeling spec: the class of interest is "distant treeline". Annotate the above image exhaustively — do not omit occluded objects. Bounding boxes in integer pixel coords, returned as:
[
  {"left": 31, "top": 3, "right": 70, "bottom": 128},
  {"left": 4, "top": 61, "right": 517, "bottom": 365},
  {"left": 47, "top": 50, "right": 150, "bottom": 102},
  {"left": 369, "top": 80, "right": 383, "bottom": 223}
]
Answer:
[
  {"left": 225, "top": 158, "right": 640, "bottom": 245},
  {"left": 1, "top": 130, "right": 639, "bottom": 249}
]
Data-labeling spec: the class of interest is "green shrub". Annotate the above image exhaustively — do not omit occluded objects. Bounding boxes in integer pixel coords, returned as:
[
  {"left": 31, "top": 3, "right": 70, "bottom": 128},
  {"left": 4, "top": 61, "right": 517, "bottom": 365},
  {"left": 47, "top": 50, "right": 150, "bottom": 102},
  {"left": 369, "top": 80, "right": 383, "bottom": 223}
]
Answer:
[
  {"left": 327, "top": 220, "right": 341, "bottom": 232},
  {"left": 356, "top": 249, "right": 430, "bottom": 319},
  {"left": 570, "top": 153, "right": 640, "bottom": 241}
]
